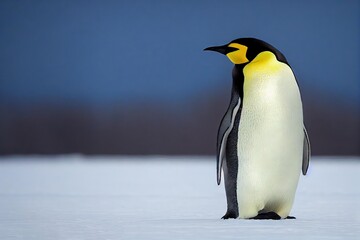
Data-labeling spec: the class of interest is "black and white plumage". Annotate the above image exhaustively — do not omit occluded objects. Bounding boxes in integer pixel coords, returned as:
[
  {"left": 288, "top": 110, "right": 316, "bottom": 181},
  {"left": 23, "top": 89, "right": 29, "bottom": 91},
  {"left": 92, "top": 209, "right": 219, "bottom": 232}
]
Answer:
[{"left": 205, "top": 38, "right": 310, "bottom": 219}]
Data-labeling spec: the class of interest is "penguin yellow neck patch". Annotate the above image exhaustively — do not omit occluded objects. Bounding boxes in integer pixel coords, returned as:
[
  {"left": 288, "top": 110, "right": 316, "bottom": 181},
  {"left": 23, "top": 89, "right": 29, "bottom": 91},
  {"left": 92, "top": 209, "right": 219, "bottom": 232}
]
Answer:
[
  {"left": 243, "top": 51, "right": 283, "bottom": 79},
  {"left": 247, "top": 51, "right": 279, "bottom": 70},
  {"left": 226, "top": 43, "right": 249, "bottom": 64}
]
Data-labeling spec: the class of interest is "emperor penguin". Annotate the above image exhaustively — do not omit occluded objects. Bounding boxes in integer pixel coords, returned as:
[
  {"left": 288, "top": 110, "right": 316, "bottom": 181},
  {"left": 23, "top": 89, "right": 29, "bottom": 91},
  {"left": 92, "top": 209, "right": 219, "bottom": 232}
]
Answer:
[{"left": 204, "top": 38, "right": 310, "bottom": 220}]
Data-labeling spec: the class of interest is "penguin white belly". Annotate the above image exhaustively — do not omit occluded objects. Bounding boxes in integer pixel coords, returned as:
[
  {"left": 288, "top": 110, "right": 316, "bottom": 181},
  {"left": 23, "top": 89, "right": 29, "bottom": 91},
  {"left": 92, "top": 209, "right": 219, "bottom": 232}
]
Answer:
[{"left": 237, "top": 58, "right": 303, "bottom": 219}]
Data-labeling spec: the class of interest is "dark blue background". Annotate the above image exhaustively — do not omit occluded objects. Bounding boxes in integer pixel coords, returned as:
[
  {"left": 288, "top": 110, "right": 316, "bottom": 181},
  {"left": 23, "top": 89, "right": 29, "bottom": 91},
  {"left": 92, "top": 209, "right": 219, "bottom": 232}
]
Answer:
[{"left": 0, "top": 0, "right": 359, "bottom": 155}]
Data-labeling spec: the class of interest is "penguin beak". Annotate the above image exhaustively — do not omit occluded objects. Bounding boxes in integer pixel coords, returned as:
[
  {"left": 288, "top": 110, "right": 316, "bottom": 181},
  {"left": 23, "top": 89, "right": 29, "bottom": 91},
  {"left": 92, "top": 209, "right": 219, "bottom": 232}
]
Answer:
[{"left": 204, "top": 45, "right": 238, "bottom": 55}]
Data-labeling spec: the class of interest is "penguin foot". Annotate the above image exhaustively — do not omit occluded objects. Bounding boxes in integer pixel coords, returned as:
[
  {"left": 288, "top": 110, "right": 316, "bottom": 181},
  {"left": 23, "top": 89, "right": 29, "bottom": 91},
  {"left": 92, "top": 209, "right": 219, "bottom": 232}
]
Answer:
[
  {"left": 222, "top": 211, "right": 238, "bottom": 219},
  {"left": 249, "top": 212, "right": 281, "bottom": 220},
  {"left": 248, "top": 212, "right": 296, "bottom": 220}
]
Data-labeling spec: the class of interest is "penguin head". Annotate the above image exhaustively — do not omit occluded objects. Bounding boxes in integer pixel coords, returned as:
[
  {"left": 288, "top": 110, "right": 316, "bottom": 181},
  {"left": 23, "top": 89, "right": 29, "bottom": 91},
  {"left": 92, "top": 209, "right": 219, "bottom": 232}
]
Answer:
[{"left": 204, "top": 38, "right": 286, "bottom": 65}]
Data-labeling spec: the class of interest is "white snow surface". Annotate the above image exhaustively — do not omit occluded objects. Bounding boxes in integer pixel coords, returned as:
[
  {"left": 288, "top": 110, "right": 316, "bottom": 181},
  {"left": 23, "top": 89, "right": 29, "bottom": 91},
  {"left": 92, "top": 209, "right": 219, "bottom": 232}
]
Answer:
[{"left": 0, "top": 156, "right": 359, "bottom": 240}]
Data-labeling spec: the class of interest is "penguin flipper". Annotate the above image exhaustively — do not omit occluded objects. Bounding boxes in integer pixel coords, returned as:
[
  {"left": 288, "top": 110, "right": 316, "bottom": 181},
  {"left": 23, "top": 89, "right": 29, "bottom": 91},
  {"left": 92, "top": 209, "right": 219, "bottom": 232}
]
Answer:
[
  {"left": 216, "top": 94, "right": 241, "bottom": 185},
  {"left": 302, "top": 126, "right": 311, "bottom": 175}
]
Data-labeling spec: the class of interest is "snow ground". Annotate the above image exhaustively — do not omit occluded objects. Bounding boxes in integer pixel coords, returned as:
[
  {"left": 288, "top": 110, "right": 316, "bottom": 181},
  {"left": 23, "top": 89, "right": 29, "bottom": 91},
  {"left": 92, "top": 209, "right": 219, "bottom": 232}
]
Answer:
[{"left": 0, "top": 156, "right": 359, "bottom": 240}]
